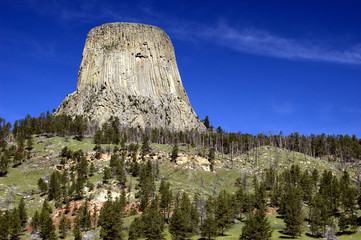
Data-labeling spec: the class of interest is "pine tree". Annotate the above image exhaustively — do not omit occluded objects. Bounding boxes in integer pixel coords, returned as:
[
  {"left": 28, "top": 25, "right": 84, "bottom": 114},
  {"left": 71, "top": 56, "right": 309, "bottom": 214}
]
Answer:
[
  {"left": 59, "top": 215, "right": 71, "bottom": 239},
  {"left": 112, "top": 127, "right": 121, "bottom": 145},
  {"left": 309, "top": 193, "right": 330, "bottom": 236},
  {"left": 338, "top": 212, "right": 348, "bottom": 233},
  {"left": 139, "top": 189, "right": 150, "bottom": 213},
  {"left": 39, "top": 204, "right": 57, "bottom": 240},
  {"left": 208, "top": 148, "right": 215, "bottom": 171},
  {"left": 200, "top": 213, "right": 217, "bottom": 240},
  {"left": 141, "top": 135, "right": 150, "bottom": 160},
  {"left": 48, "top": 171, "right": 61, "bottom": 201},
  {"left": 311, "top": 169, "right": 319, "bottom": 188},
  {"left": 169, "top": 206, "right": 188, "bottom": 240},
  {"left": 128, "top": 217, "right": 143, "bottom": 240},
  {"left": 190, "top": 196, "right": 200, "bottom": 234},
  {"left": 159, "top": 180, "right": 172, "bottom": 222},
  {"left": 116, "top": 155, "right": 126, "bottom": 186},
  {"left": 179, "top": 192, "right": 195, "bottom": 236},
  {"left": 141, "top": 196, "right": 165, "bottom": 240},
  {"left": 73, "top": 217, "right": 81, "bottom": 240},
  {"left": 240, "top": 207, "right": 272, "bottom": 240},
  {"left": 74, "top": 176, "right": 85, "bottom": 200},
  {"left": 18, "top": 198, "right": 27, "bottom": 227},
  {"left": 171, "top": 144, "right": 179, "bottom": 162},
  {"left": 254, "top": 180, "right": 267, "bottom": 210},
  {"left": 92, "top": 205, "right": 98, "bottom": 229},
  {"left": 0, "top": 210, "right": 10, "bottom": 240},
  {"left": 339, "top": 170, "right": 358, "bottom": 233},
  {"left": 200, "top": 196, "right": 218, "bottom": 240},
  {"left": 98, "top": 198, "right": 124, "bottom": 240},
  {"left": 215, "top": 190, "right": 233, "bottom": 235},
  {"left": 89, "top": 162, "right": 95, "bottom": 176},
  {"left": 103, "top": 167, "right": 111, "bottom": 183},
  {"left": 94, "top": 129, "right": 103, "bottom": 144},
  {"left": 283, "top": 187, "right": 303, "bottom": 237},
  {"left": 30, "top": 210, "right": 40, "bottom": 232},
  {"left": 0, "top": 150, "right": 10, "bottom": 176},
  {"left": 38, "top": 178, "right": 48, "bottom": 195},
  {"left": 26, "top": 135, "right": 34, "bottom": 151},
  {"left": 10, "top": 208, "right": 22, "bottom": 240},
  {"left": 76, "top": 156, "right": 88, "bottom": 178},
  {"left": 203, "top": 116, "right": 210, "bottom": 129}
]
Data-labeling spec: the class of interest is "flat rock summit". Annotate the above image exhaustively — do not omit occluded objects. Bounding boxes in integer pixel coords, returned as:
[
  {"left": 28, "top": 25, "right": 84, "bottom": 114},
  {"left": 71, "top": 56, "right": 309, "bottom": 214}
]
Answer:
[{"left": 56, "top": 22, "right": 205, "bottom": 131}]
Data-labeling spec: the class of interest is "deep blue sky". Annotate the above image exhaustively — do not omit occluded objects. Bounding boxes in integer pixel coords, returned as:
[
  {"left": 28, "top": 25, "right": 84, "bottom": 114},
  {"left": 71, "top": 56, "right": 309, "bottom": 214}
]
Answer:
[{"left": 1, "top": 0, "right": 361, "bottom": 137}]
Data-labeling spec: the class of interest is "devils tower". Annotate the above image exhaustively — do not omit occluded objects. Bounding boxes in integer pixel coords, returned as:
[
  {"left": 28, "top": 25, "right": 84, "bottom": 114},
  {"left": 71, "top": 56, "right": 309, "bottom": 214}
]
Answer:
[{"left": 56, "top": 22, "right": 206, "bottom": 131}]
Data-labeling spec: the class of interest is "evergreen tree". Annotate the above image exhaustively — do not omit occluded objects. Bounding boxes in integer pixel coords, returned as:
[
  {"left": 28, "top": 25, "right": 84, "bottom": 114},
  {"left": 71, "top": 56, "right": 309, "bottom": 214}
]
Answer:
[
  {"left": 0, "top": 150, "right": 10, "bottom": 176},
  {"left": 200, "top": 196, "right": 218, "bottom": 240},
  {"left": 283, "top": 187, "right": 303, "bottom": 237},
  {"left": 48, "top": 171, "right": 61, "bottom": 201},
  {"left": 38, "top": 178, "right": 48, "bottom": 195},
  {"left": 339, "top": 170, "right": 358, "bottom": 233},
  {"left": 13, "top": 149, "right": 24, "bottom": 167},
  {"left": 26, "top": 136, "right": 34, "bottom": 151},
  {"left": 116, "top": 155, "right": 126, "bottom": 186},
  {"left": 208, "top": 148, "right": 215, "bottom": 171},
  {"left": 128, "top": 217, "right": 143, "bottom": 240},
  {"left": 39, "top": 204, "right": 56, "bottom": 240},
  {"left": 94, "top": 129, "right": 103, "bottom": 144},
  {"left": 190, "top": 196, "right": 200, "bottom": 234},
  {"left": 76, "top": 156, "right": 88, "bottom": 178},
  {"left": 159, "top": 180, "right": 172, "bottom": 222},
  {"left": 30, "top": 210, "right": 40, "bottom": 232},
  {"left": 10, "top": 208, "right": 22, "bottom": 240},
  {"left": 0, "top": 210, "right": 10, "bottom": 240},
  {"left": 311, "top": 169, "right": 319, "bottom": 188},
  {"left": 130, "top": 161, "right": 140, "bottom": 177},
  {"left": 171, "top": 144, "right": 179, "bottom": 162},
  {"left": 240, "top": 207, "right": 272, "bottom": 240},
  {"left": 141, "top": 135, "right": 150, "bottom": 160},
  {"left": 103, "top": 167, "right": 111, "bottom": 183},
  {"left": 200, "top": 213, "right": 217, "bottom": 240},
  {"left": 203, "top": 116, "right": 210, "bottom": 129},
  {"left": 74, "top": 176, "right": 85, "bottom": 200},
  {"left": 18, "top": 198, "right": 27, "bottom": 227},
  {"left": 109, "top": 154, "right": 119, "bottom": 172},
  {"left": 309, "top": 193, "right": 330, "bottom": 236},
  {"left": 215, "top": 190, "right": 233, "bottom": 235},
  {"left": 59, "top": 215, "right": 71, "bottom": 239},
  {"left": 141, "top": 196, "right": 165, "bottom": 240},
  {"left": 73, "top": 217, "right": 81, "bottom": 240},
  {"left": 300, "top": 169, "right": 313, "bottom": 203},
  {"left": 169, "top": 206, "right": 188, "bottom": 240},
  {"left": 89, "top": 162, "right": 96, "bottom": 176},
  {"left": 112, "top": 127, "right": 121, "bottom": 145},
  {"left": 98, "top": 198, "right": 124, "bottom": 240},
  {"left": 179, "top": 192, "right": 197, "bottom": 236},
  {"left": 92, "top": 205, "right": 98, "bottom": 229},
  {"left": 254, "top": 180, "right": 267, "bottom": 210}
]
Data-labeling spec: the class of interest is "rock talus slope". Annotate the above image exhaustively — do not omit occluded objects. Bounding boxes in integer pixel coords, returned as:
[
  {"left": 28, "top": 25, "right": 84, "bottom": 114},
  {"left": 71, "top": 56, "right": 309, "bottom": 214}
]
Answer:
[{"left": 56, "top": 22, "right": 205, "bottom": 131}]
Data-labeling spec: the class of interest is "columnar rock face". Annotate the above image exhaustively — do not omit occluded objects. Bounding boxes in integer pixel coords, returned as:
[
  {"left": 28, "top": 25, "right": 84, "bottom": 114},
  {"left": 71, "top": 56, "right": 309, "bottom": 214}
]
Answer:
[{"left": 56, "top": 22, "right": 205, "bottom": 131}]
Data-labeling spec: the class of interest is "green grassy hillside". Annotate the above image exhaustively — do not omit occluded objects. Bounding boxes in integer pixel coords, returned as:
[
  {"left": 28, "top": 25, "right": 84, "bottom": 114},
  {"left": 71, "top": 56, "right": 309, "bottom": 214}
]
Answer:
[{"left": 1, "top": 135, "right": 360, "bottom": 239}]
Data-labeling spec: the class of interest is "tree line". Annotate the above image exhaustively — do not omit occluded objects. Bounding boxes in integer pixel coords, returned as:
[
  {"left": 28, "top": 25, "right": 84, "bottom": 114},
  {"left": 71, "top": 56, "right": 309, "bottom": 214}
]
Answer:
[{"left": 1, "top": 113, "right": 361, "bottom": 167}]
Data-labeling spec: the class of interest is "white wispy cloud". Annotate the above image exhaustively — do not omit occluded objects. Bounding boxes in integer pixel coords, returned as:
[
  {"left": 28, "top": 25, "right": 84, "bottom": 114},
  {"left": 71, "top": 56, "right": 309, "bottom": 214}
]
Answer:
[
  {"left": 270, "top": 101, "right": 295, "bottom": 114},
  {"left": 188, "top": 22, "right": 361, "bottom": 65}
]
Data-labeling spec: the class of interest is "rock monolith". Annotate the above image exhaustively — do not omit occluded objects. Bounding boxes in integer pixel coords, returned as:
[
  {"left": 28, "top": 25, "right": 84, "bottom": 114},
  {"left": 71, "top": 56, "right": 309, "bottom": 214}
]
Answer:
[{"left": 56, "top": 22, "right": 205, "bottom": 131}]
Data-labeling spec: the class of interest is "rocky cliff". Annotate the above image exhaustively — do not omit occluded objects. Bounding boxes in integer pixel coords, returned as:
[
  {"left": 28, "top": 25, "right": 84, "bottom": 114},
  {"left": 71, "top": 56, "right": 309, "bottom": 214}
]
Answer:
[{"left": 55, "top": 22, "right": 206, "bottom": 131}]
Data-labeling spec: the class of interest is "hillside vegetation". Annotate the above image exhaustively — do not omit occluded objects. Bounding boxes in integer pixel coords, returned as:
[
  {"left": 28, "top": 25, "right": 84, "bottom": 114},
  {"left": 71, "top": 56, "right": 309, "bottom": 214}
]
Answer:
[{"left": 1, "top": 133, "right": 361, "bottom": 240}]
